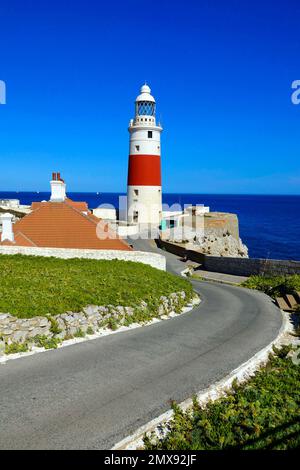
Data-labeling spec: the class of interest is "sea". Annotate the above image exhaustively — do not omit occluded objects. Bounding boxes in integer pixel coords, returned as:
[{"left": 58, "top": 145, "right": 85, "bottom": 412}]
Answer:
[{"left": 0, "top": 192, "right": 299, "bottom": 261}]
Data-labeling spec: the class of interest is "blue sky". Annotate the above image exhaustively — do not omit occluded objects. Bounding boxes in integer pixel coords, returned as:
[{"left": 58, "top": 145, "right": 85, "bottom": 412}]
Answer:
[{"left": 0, "top": 0, "right": 299, "bottom": 194}]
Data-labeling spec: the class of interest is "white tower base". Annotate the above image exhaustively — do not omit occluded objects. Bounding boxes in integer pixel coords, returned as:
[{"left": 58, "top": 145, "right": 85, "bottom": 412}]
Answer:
[{"left": 127, "top": 185, "right": 162, "bottom": 226}]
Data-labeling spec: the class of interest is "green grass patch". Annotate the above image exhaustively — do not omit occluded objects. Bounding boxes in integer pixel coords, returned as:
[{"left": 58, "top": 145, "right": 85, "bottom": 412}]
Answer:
[
  {"left": 0, "top": 254, "right": 193, "bottom": 318},
  {"left": 242, "top": 274, "right": 300, "bottom": 299},
  {"left": 144, "top": 346, "right": 300, "bottom": 450}
]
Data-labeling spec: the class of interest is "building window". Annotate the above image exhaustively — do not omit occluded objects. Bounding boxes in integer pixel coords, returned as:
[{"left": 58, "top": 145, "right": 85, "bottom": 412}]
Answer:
[
  {"left": 148, "top": 131, "right": 153, "bottom": 139},
  {"left": 133, "top": 211, "right": 139, "bottom": 223},
  {"left": 134, "top": 189, "right": 139, "bottom": 196},
  {"left": 135, "top": 145, "right": 140, "bottom": 151}
]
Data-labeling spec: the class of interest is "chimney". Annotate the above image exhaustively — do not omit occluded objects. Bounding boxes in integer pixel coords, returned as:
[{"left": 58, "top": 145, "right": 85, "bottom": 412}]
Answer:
[
  {"left": 1, "top": 213, "right": 14, "bottom": 243},
  {"left": 50, "top": 172, "right": 66, "bottom": 202}
]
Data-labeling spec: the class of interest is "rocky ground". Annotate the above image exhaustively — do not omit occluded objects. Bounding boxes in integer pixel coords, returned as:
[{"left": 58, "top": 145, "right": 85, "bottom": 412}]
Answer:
[{"left": 190, "top": 230, "right": 249, "bottom": 258}]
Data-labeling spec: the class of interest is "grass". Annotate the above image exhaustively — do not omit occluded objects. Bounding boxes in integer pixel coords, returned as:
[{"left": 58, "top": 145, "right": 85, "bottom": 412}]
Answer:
[
  {"left": 242, "top": 274, "right": 300, "bottom": 299},
  {"left": 0, "top": 254, "right": 193, "bottom": 318},
  {"left": 144, "top": 345, "right": 300, "bottom": 450}
]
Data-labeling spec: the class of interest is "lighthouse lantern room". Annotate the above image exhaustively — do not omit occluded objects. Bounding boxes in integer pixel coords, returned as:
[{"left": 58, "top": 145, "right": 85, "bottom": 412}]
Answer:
[{"left": 127, "top": 84, "right": 163, "bottom": 227}]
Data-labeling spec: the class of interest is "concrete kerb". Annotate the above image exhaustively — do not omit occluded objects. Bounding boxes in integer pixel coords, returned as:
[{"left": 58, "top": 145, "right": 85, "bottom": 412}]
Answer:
[
  {"left": 112, "top": 307, "right": 292, "bottom": 450},
  {"left": 192, "top": 275, "right": 240, "bottom": 286}
]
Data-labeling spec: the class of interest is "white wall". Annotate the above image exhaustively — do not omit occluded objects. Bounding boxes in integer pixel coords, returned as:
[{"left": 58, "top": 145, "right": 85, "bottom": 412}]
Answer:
[
  {"left": 50, "top": 180, "right": 66, "bottom": 202},
  {"left": 127, "top": 185, "right": 162, "bottom": 225},
  {"left": 129, "top": 127, "right": 161, "bottom": 155},
  {"left": 93, "top": 208, "right": 117, "bottom": 220},
  {"left": 116, "top": 224, "right": 139, "bottom": 237},
  {"left": 0, "top": 245, "right": 166, "bottom": 271}
]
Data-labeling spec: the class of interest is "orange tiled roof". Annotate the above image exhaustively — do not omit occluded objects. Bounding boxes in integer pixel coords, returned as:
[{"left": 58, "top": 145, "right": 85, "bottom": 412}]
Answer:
[
  {"left": 31, "top": 199, "right": 89, "bottom": 212},
  {"left": 1, "top": 199, "right": 131, "bottom": 251}
]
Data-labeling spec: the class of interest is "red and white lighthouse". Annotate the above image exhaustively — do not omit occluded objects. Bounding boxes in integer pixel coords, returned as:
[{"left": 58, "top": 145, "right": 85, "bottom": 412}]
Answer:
[{"left": 127, "top": 84, "right": 163, "bottom": 227}]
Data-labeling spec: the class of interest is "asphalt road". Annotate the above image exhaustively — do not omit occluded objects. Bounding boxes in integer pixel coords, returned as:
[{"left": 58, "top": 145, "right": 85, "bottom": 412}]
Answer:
[{"left": 0, "top": 245, "right": 282, "bottom": 449}]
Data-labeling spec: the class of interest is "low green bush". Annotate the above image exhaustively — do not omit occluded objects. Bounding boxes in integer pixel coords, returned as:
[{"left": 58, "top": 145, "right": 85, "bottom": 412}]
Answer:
[
  {"left": 107, "top": 318, "right": 118, "bottom": 331},
  {"left": 5, "top": 342, "right": 29, "bottom": 354},
  {"left": 73, "top": 328, "right": 86, "bottom": 338},
  {"left": 242, "top": 274, "right": 300, "bottom": 299},
  {"left": 48, "top": 316, "right": 62, "bottom": 335},
  {"left": 86, "top": 326, "right": 94, "bottom": 335},
  {"left": 33, "top": 335, "right": 61, "bottom": 349},
  {"left": 0, "top": 255, "right": 193, "bottom": 318},
  {"left": 144, "top": 346, "right": 300, "bottom": 450}
]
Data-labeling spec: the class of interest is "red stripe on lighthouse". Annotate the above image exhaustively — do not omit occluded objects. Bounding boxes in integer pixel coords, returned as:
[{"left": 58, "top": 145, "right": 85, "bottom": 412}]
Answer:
[{"left": 127, "top": 154, "right": 161, "bottom": 186}]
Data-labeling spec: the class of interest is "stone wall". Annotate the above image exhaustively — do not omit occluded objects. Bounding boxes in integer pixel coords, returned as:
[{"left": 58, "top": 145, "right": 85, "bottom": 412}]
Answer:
[
  {"left": 158, "top": 239, "right": 187, "bottom": 258},
  {"left": 157, "top": 239, "right": 206, "bottom": 264},
  {"left": 0, "top": 245, "right": 166, "bottom": 271},
  {"left": 0, "top": 291, "right": 191, "bottom": 351},
  {"left": 158, "top": 239, "right": 300, "bottom": 276},
  {"left": 203, "top": 256, "right": 300, "bottom": 277}
]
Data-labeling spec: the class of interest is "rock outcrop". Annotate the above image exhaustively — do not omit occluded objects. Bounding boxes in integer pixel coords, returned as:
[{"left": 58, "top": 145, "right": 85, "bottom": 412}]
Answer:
[
  {"left": 163, "top": 211, "right": 249, "bottom": 258},
  {"left": 189, "top": 230, "right": 249, "bottom": 258}
]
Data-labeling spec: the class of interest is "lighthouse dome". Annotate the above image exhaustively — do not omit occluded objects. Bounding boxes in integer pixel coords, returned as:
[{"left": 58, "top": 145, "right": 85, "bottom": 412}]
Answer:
[
  {"left": 140, "top": 84, "right": 151, "bottom": 94},
  {"left": 135, "top": 83, "right": 156, "bottom": 103}
]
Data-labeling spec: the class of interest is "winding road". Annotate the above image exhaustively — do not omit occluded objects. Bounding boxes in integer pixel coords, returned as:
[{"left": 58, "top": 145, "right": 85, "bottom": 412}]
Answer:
[{"left": 0, "top": 241, "right": 282, "bottom": 449}]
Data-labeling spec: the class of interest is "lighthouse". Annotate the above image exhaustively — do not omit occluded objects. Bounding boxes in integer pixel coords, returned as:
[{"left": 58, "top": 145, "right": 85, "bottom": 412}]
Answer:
[{"left": 127, "top": 84, "right": 163, "bottom": 228}]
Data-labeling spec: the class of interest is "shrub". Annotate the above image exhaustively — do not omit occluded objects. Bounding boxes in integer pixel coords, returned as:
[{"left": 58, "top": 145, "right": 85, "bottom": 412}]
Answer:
[
  {"left": 144, "top": 346, "right": 300, "bottom": 450},
  {"left": 74, "top": 328, "right": 85, "bottom": 338},
  {"left": 242, "top": 274, "right": 300, "bottom": 299},
  {"left": 108, "top": 318, "right": 118, "bottom": 331},
  {"left": 5, "top": 342, "right": 29, "bottom": 354},
  {"left": 33, "top": 335, "right": 61, "bottom": 350},
  {"left": 48, "top": 316, "right": 62, "bottom": 335}
]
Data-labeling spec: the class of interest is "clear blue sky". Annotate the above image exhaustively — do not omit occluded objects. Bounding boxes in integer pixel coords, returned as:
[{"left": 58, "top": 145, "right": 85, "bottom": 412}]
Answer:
[{"left": 0, "top": 0, "right": 299, "bottom": 194}]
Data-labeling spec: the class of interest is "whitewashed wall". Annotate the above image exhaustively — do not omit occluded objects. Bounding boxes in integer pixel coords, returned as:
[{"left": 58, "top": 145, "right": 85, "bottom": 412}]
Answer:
[
  {"left": 116, "top": 224, "right": 139, "bottom": 237},
  {"left": 0, "top": 246, "right": 166, "bottom": 271}
]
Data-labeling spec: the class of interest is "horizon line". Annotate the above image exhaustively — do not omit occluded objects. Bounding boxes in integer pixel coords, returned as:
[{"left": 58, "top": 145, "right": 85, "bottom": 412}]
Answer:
[{"left": 0, "top": 190, "right": 299, "bottom": 197}]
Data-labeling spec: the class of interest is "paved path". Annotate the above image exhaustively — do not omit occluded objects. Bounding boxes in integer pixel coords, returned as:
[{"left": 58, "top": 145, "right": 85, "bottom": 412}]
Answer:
[
  {"left": 0, "top": 242, "right": 282, "bottom": 449},
  {"left": 193, "top": 269, "right": 248, "bottom": 285}
]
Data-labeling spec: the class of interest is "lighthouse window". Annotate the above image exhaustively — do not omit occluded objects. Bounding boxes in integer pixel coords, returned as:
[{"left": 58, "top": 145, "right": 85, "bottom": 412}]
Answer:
[
  {"left": 134, "top": 189, "right": 139, "bottom": 196},
  {"left": 148, "top": 131, "right": 153, "bottom": 139},
  {"left": 135, "top": 145, "right": 140, "bottom": 151},
  {"left": 138, "top": 101, "right": 155, "bottom": 116}
]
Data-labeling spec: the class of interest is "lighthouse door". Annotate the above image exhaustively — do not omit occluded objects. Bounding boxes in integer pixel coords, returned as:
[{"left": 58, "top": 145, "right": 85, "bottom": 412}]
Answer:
[{"left": 133, "top": 211, "right": 139, "bottom": 223}]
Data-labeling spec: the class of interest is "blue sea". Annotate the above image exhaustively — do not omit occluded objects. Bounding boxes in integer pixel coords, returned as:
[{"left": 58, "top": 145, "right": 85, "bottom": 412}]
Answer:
[{"left": 1, "top": 192, "right": 299, "bottom": 261}]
